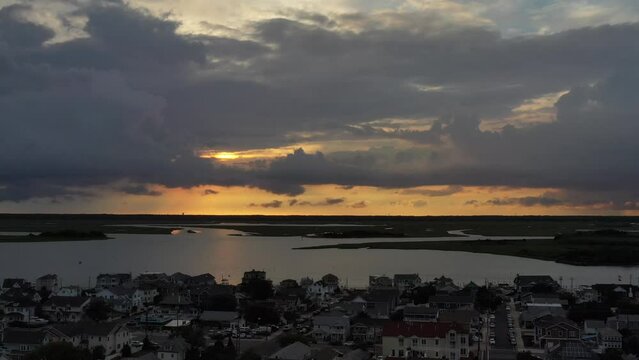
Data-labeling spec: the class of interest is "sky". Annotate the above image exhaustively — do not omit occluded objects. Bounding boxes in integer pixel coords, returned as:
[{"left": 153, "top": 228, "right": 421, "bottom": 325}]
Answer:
[{"left": 1, "top": 0, "right": 639, "bottom": 215}]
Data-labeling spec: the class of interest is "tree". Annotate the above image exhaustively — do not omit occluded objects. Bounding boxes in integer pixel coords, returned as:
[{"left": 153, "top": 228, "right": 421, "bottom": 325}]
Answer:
[
  {"left": 181, "top": 326, "right": 206, "bottom": 349},
  {"left": 411, "top": 285, "right": 436, "bottom": 305},
  {"left": 475, "top": 286, "right": 501, "bottom": 311},
  {"left": 121, "top": 344, "right": 132, "bottom": 357},
  {"left": 624, "top": 335, "right": 639, "bottom": 355},
  {"left": 85, "top": 299, "right": 112, "bottom": 322},
  {"left": 242, "top": 279, "right": 274, "bottom": 300},
  {"left": 24, "top": 342, "right": 91, "bottom": 360},
  {"left": 245, "top": 303, "right": 279, "bottom": 325},
  {"left": 202, "top": 294, "right": 237, "bottom": 311},
  {"left": 91, "top": 346, "right": 106, "bottom": 360},
  {"left": 601, "top": 348, "right": 623, "bottom": 360}
]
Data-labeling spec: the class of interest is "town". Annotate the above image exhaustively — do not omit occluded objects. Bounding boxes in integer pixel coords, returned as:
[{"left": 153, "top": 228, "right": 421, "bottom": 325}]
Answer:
[{"left": 0, "top": 271, "right": 637, "bottom": 360}]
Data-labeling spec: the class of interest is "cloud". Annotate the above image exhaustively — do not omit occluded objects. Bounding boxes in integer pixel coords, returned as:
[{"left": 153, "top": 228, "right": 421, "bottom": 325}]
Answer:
[
  {"left": 203, "top": 189, "right": 219, "bottom": 195},
  {"left": 249, "top": 200, "right": 283, "bottom": 208},
  {"left": 485, "top": 196, "right": 564, "bottom": 207},
  {"left": 411, "top": 200, "right": 428, "bottom": 208},
  {"left": 119, "top": 184, "right": 162, "bottom": 196},
  {"left": 0, "top": 0, "right": 638, "bottom": 211},
  {"left": 401, "top": 185, "right": 463, "bottom": 197},
  {"left": 351, "top": 201, "right": 367, "bottom": 208},
  {"left": 288, "top": 197, "right": 346, "bottom": 206}
]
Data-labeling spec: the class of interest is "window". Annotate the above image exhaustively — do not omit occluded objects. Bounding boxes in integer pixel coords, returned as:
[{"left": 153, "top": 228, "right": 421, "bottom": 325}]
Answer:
[
  {"left": 399, "top": 350, "right": 404, "bottom": 357},
  {"left": 461, "top": 349, "right": 466, "bottom": 355},
  {"left": 399, "top": 337, "right": 404, "bottom": 346},
  {"left": 435, "top": 339, "right": 439, "bottom": 345},
  {"left": 421, "top": 339, "right": 427, "bottom": 345},
  {"left": 460, "top": 337, "right": 466, "bottom": 344},
  {"left": 412, "top": 338, "right": 418, "bottom": 346},
  {"left": 392, "top": 350, "right": 395, "bottom": 356}
]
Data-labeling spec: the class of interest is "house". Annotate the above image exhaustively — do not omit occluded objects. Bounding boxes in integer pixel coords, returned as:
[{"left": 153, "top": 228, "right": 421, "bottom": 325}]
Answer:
[
  {"left": 347, "top": 289, "right": 399, "bottom": 319},
  {"left": 393, "top": 274, "right": 421, "bottom": 292},
  {"left": 598, "top": 327, "right": 622, "bottom": 350},
  {"left": 403, "top": 305, "right": 439, "bottom": 323},
  {"left": 514, "top": 275, "right": 559, "bottom": 293},
  {"left": 433, "top": 276, "right": 460, "bottom": 294},
  {"left": 575, "top": 286, "right": 602, "bottom": 304},
  {"left": 170, "top": 272, "right": 192, "bottom": 285},
  {"left": 307, "top": 281, "right": 334, "bottom": 303},
  {"left": 269, "top": 341, "right": 312, "bottom": 360},
  {"left": 96, "top": 273, "right": 132, "bottom": 289},
  {"left": 1, "top": 279, "right": 29, "bottom": 291},
  {"left": 54, "top": 286, "right": 83, "bottom": 297},
  {"left": 438, "top": 310, "right": 481, "bottom": 331},
  {"left": 533, "top": 316, "right": 580, "bottom": 348},
  {"left": 370, "top": 276, "right": 393, "bottom": 289},
  {"left": 157, "top": 294, "right": 194, "bottom": 315},
  {"left": 321, "top": 274, "right": 340, "bottom": 290},
  {"left": 53, "top": 321, "right": 130, "bottom": 356},
  {"left": 41, "top": 296, "right": 91, "bottom": 322},
  {"left": 342, "top": 349, "right": 371, "bottom": 360},
  {"left": 0, "top": 327, "right": 66, "bottom": 358},
  {"left": 312, "top": 311, "right": 351, "bottom": 343},
  {"left": 351, "top": 315, "right": 389, "bottom": 344},
  {"left": 0, "top": 288, "right": 41, "bottom": 322},
  {"left": 545, "top": 340, "right": 597, "bottom": 360},
  {"left": 428, "top": 295, "right": 474, "bottom": 310},
  {"left": 96, "top": 287, "right": 145, "bottom": 312},
  {"left": 186, "top": 273, "right": 216, "bottom": 287},
  {"left": 242, "top": 270, "right": 266, "bottom": 284},
  {"left": 382, "top": 321, "right": 470, "bottom": 360},
  {"left": 157, "top": 337, "right": 189, "bottom": 360},
  {"left": 606, "top": 314, "right": 639, "bottom": 331},
  {"left": 35, "top": 274, "right": 59, "bottom": 293}
]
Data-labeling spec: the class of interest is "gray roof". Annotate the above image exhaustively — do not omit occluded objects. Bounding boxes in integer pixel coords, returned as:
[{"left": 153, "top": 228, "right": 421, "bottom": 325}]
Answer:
[
  {"left": 404, "top": 305, "right": 438, "bottom": 316},
  {"left": 53, "top": 321, "right": 126, "bottom": 337},
  {"left": 598, "top": 327, "right": 622, "bottom": 338},
  {"left": 583, "top": 320, "right": 605, "bottom": 329},
  {"left": 520, "top": 307, "right": 566, "bottom": 322},
  {"left": 313, "top": 312, "right": 350, "bottom": 326},
  {"left": 547, "top": 341, "right": 596, "bottom": 360},
  {"left": 270, "top": 342, "right": 311, "bottom": 360},
  {"left": 342, "top": 349, "right": 371, "bottom": 360},
  {"left": 159, "top": 337, "right": 189, "bottom": 353},
  {"left": 429, "top": 295, "right": 474, "bottom": 304}
]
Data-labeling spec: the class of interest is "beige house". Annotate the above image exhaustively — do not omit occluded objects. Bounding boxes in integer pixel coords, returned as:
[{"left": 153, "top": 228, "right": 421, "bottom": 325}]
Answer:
[{"left": 382, "top": 322, "right": 470, "bottom": 360}]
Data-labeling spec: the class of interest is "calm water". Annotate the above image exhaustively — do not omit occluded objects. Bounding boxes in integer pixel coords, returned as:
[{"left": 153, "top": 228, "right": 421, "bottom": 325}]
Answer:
[{"left": 0, "top": 227, "right": 637, "bottom": 288}]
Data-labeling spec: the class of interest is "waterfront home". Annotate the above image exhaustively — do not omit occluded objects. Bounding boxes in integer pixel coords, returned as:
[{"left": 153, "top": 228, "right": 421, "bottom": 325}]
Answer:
[
  {"left": 382, "top": 321, "right": 470, "bottom": 360},
  {"left": 403, "top": 305, "right": 439, "bottom": 323},
  {"left": 393, "top": 274, "right": 421, "bottom": 293},
  {"left": 533, "top": 315, "right": 580, "bottom": 348},
  {"left": 157, "top": 337, "right": 189, "bottom": 360},
  {"left": 96, "top": 273, "right": 132, "bottom": 289},
  {"left": 347, "top": 288, "right": 400, "bottom": 319},
  {"left": 35, "top": 274, "right": 59, "bottom": 293},
  {"left": 369, "top": 275, "right": 393, "bottom": 289},
  {"left": 598, "top": 327, "right": 622, "bottom": 351},
  {"left": 312, "top": 311, "right": 351, "bottom": 343},
  {"left": 575, "top": 286, "right": 602, "bottom": 304},
  {"left": 41, "top": 296, "right": 91, "bottom": 322},
  {"left": 307, "top": 281, "right": 335, "bottom": 303},
  {"left": 53, "top": 321, "right": 130, "bottom": 356},
  {"left": 269, "top": 341, "right": 312, "bottom": 360},
  {"left": 514, "top": 275, "right": 560, "bottom": 294}
]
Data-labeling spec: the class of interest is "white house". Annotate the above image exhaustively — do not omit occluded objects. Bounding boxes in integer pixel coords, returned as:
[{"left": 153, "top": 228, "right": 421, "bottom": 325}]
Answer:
[
  {"left": 307, "top": 281, "right": 334, "bottom": 303},
  {"left": 312, "top": 312, "right": 351, "bottom": 343},
  {"left": 35, "top": 274, "right": 59, "bottom": 293},
  {"left": 382, "top": 322, "right": 470, "bottom": 360},
  {"left": 598, "top": 327, "right": 622, "bottom": 351},
  {"left": 157, "top": 337, "right": 189, "bottom": 360},
  {"left": 96, "top": 287, "right": 146, "bottom": 312},
  {"left": 42, "top": 296, "right": 91, "bottom": 322},
  {"left": 55, "top": 286, "right": 83, "bottom": 297},
  {"left": 54, "top": 321, "right": 131, "bottom": 357}
]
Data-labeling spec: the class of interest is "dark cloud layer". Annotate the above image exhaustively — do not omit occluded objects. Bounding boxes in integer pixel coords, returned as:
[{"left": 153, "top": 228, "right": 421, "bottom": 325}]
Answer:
[{"left": 1, "top": 1, "right": 638, "bottom": 210}]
